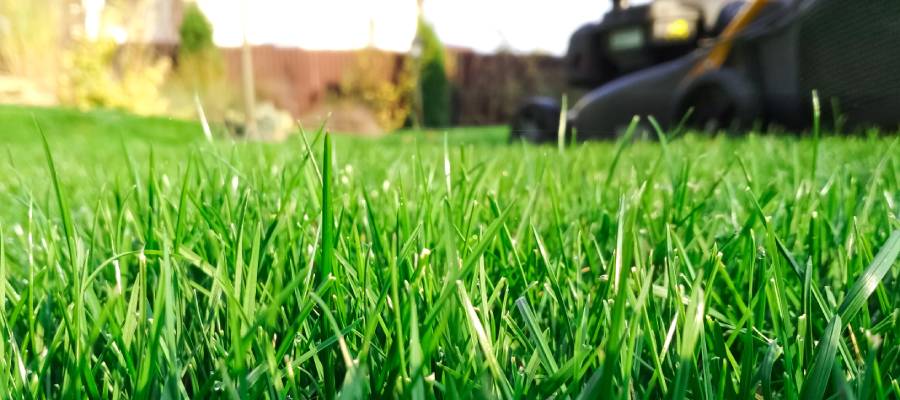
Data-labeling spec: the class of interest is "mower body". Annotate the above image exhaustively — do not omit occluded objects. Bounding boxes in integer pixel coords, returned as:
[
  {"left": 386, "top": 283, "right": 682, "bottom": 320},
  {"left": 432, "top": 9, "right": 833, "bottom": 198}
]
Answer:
[
  {"left": 512, "top": 0, "right": 900, "bottom": 141},
  {"left": 567, "top": 0, "right": 730, "bottom": 88}
]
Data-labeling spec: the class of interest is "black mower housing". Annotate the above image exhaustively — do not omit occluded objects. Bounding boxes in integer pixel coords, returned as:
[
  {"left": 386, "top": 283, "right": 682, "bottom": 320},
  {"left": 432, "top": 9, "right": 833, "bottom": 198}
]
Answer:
[
  {"left": 513, "top": 0, "right": 900, "bottom": 141},
  {"left": 567, "top": 0, "right": 724, "bottom": 88}
]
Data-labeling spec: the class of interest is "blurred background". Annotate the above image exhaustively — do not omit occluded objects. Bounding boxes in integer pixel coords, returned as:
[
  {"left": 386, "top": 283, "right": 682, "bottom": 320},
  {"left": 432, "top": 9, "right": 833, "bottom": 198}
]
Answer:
[{"left": 0, "top": 0, "right": 621, "bottom": 139}]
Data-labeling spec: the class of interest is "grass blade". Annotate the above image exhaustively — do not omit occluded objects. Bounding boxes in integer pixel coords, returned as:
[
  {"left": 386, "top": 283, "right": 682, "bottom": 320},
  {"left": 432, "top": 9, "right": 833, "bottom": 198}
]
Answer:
[
  {"left": 837, "top": 231, "right": 900, "bottom": 323},
  {"left": 457, "top": 281, "right": 513, "bottom": 399},
  {"left": 515, "top": 297, "right": 559, "bottom": 374},
  {"left": 557, "top": 94, "right": 568, "bottom": 153},
  {"left": 800, "top": 315, "right": 842, "bottom": 400},
  {"left": 320, "top": 131, "right": 335, "bottom": 283},
  {"left": 672, "top": 278, "right": 705, "bottom": 400}
]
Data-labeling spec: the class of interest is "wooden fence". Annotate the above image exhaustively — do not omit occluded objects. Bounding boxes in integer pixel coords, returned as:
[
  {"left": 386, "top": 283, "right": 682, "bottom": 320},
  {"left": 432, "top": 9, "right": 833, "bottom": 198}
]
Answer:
[{"left": 210, "top": 46, "right": 566, "bottom": 125}]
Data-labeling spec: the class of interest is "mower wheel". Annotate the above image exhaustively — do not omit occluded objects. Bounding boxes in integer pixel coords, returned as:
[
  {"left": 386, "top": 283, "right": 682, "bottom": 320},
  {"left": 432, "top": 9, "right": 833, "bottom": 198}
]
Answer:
[
  {"left": 510, "top": 97, "right": 562, "bottom": 143},
  {"left": 673, "top": 69, "right": 760, "bottom": 133}
]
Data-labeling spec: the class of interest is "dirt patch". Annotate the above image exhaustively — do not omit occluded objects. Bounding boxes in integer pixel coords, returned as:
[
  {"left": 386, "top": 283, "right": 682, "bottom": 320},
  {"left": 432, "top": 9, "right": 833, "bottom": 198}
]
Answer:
[{"left": 0, "top": 75, "right": 56, "bottom": 106}]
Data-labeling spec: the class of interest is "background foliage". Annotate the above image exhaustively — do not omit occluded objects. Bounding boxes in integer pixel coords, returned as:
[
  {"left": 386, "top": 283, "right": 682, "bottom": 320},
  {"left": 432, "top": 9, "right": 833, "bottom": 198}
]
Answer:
[
  {"left": 340, "top": 49, "right": 416, "bottom": 132},
  {"left": 171, "top": 3, "right": 231, "bottom": 119},
  {"left": 416, "top": 18, "right": 451, "bottom": 128},
  {"left": 0, "top": 0, "right": 65, "bottom": 101},
  {"left": 59, "top": 38, "right": 171, "bottom": 115}
]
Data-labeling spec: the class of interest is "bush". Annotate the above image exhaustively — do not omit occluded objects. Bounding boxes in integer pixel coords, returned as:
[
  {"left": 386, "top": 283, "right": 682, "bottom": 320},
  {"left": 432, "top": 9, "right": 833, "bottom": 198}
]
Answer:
[
  {"left": 179, "top": 4, "right": 215, "bottom": 55},
  {"left": 0, "top": 0, "right": 65, "bottom": 99},
  {"left": 58, "top": 39, "right": 170, "bottom": 115},
  {"left": 174, "top": 4, "right": 230, "bottom": 119},
  {"left": 340, "top": 49, "right": 415, "bottom": 132},
  {"left": 452, "top": 52, "right": 566, "bottom": 125},
  {"left": 416, "top": 18, "right": 450, "bottom": 128}
]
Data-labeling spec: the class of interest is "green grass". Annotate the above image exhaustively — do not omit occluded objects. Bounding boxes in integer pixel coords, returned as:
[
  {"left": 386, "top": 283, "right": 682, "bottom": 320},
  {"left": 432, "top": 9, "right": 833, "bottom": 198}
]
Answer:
[{"left": 1, "top": 105, "right": 899, "bottom": 399}]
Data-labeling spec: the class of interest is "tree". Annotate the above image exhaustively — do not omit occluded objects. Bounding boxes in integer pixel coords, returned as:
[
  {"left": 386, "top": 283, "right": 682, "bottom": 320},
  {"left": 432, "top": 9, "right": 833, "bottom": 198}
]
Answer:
[
  {"left": 179, "top": 3, "right": 215, "bottom": 55},
  {"left": 414, "top": 2, "right": 451, "bottom": 128}
]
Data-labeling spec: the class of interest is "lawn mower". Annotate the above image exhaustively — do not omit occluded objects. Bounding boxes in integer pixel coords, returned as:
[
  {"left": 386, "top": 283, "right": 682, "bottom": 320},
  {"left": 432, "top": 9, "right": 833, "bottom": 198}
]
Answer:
[{"left": 511, "top": 0, "right": 900, "bottom": 141}]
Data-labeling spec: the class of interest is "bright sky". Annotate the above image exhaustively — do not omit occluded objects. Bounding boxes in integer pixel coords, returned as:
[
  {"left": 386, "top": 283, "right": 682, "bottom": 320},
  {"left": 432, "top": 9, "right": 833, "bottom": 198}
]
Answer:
[{"left": 196, "top": 0, "right": 611, "bottom": 55}]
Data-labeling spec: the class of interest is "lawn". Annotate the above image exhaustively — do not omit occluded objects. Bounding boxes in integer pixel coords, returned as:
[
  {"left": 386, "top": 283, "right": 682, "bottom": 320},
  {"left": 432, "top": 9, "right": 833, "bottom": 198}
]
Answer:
[{"left": 0, "top": 105, "right": 898, "bottom": 399}]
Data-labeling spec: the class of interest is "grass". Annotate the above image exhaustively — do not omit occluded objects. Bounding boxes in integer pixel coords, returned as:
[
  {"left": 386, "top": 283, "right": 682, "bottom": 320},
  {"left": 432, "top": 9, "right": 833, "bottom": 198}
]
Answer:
[{"left": 0, "top": 105, "right": 899, "bottom": 399}]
